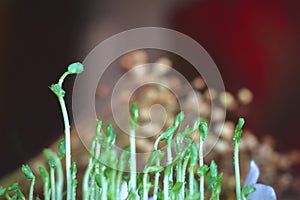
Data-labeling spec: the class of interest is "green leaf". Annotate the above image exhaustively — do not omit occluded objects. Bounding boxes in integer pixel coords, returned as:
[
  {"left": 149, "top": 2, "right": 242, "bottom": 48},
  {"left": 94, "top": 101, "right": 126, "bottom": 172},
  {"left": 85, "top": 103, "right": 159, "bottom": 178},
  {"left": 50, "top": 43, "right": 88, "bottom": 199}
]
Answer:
[
  {"left": 145, "top": 166, "right": 164, "bottom": 173},
  {"left": 197, "top": 165, "right": 209, "bottom": 176},
  {"left": 123, "top": 175, "right": 130, "bottom": 185},
  {"left": 233, "top": 117, "right": 245, "bottom": 143},
  {"left": 145, "top": 151, "right": 157, "bottom": 169},
  {"left": 0, "top": 187, "right": 6, "bottom": 196},
  {"left": 22, "top": 165, "right": 34, "bottom": 180},
  {"left": 171, "top": 182, "right": 183, "bottom": 194},
  {"left": 50, "top": 83, "right": 65, "bottom": 97},
  {"left": 182, "top": 125, "right": 193, "bottom": 137},
  {"left": 106, "top": 124, "right": 116, "bottom": 146},
  {"left": 160, "top": 127, "right": 176, "bottom": 140},
  {"left": 192, "top": 118, "right": 201, "bottom": 131},
  {"left": 67, "top": 62, "right": 84, "bottom": 74},
  {"left": 58, "top": 139, "right": 66, "bottom": 159},
  {"left": 242, "top": 186, "right": 256, "bottom": 198},
  {"left": 36, "top": 196, "right": 41, "bottom": 200},
  {"left": 136, "top": 173, "right": 143, "bottom": 187},
  {"left": 173, "top": 112, "right": 184, "bottom": 128},
  {"left": 95, "top": 174, "right": 102, "bottom": 187},
  {"left": 15, "top": 189, "right": 26, "bottom": 200},
  {"left": 7, "top": 183, "right": 18, "bottom": 191},
  {"left": 43, "top": 149, "right": 59, "bottom": 168},
  {"left": 96, "top": 120, "right": 103, "bottom": 137},
  {"left": 130, "top": 103, "right": 139, "bottom": 123},
  {"left": 38, "top": 166, "right": 49, "bottom": 183},
  {"left": 209, "top": 160, "right": 218, "bottom": 177},
  {"left": 199, "top": 120, "right": 208, "bottom": 140}
]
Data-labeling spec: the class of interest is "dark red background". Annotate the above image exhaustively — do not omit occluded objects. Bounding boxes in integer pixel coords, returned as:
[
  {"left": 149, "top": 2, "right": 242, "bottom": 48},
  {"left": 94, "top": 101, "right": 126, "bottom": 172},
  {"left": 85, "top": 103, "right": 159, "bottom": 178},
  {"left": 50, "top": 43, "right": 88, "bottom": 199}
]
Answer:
[{"left": 0, "top": 0, "right": 299, "bottom": 177}]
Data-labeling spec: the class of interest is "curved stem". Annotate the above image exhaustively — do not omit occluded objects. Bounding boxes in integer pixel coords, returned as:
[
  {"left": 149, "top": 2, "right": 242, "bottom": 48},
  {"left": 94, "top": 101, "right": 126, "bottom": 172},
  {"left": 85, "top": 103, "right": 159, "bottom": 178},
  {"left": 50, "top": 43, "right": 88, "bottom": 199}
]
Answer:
[
  {"left": 29, "top": 177, "right": 35, "bottom": 200},
  {"left": 57, "top": 96, "right": 72, "bottom": 200}
]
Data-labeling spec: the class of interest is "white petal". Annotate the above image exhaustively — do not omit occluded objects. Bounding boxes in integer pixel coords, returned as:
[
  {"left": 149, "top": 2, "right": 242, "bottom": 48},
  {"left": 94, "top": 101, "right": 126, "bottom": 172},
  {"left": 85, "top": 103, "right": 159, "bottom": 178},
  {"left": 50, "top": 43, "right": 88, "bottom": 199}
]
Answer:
[
  {"left": 248, "top": 184, "right": 277, "bottom": 200},
  {"left": 120, "top": 181, "right": 128, "bottom": 200},
  {"left": 243, "top": 160, "right": 260, "bottom": 187}
]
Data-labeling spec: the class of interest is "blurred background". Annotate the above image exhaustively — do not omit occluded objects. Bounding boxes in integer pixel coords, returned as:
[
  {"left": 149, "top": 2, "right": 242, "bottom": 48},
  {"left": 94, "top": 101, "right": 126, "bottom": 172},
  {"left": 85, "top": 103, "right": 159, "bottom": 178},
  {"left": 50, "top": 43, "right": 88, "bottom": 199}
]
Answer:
[{"left": 0, "top": 0, "right": 300, "bottom": 197}]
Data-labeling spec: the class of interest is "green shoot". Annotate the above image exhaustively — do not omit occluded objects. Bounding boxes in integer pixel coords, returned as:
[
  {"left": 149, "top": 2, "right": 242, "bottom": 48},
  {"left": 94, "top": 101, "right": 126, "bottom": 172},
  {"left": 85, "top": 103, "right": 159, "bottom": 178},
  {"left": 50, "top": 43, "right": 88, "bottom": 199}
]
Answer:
[
  {"left": 233, "top": 118, "right": 245, "bottom": 200},
  {"left": 199, "top": 119, "right": 208, "bottom": 200},
  {"left": 21, "top": 165, "right": 35, "bottom": 200},
  {"left": 189, "top": 144, "right": 198, "bottom": 196},
  {"left": 39, "top": 166, "right": 50, "bottom": 200},
  {"left": 50, "top": 62, "right": 83, "bottom": 200},
  {"left": 129, "top": 103, "right": 138, "bottom": 194},
  {"left": 71, "top": 162, "right": 77, "bottom": 200},
  {"left": 207, "top": 160, "right": 223, "bottom": 200}
]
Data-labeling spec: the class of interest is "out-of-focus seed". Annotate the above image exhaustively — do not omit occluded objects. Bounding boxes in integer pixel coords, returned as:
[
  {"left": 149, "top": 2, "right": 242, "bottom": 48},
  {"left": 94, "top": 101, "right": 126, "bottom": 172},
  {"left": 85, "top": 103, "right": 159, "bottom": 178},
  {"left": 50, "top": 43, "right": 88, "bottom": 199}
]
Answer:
[
  {"left": 237, "top": 88, "right": 253, "bottom": 105},
  {"left": 192, "top": 77, "right": 206, "bottom": 90}
]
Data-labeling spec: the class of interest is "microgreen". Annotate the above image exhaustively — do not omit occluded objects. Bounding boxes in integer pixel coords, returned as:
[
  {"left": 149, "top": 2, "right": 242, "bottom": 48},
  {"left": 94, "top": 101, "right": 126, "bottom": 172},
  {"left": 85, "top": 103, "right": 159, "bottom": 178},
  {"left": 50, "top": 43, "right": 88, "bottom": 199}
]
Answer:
[
  {"left": 0, "top": 63, "right": 276, "bottom": 200},
  {"left": 233, "top": 117, "right": 245, "bottom": 200}
]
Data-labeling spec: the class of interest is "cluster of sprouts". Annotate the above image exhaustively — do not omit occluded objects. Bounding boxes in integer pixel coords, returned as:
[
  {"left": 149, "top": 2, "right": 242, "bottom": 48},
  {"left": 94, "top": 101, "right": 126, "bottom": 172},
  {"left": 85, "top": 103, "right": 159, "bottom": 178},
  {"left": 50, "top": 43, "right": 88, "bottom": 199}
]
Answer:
[{"left": 0, "top": 63, "right": 276, "bottom": 200}]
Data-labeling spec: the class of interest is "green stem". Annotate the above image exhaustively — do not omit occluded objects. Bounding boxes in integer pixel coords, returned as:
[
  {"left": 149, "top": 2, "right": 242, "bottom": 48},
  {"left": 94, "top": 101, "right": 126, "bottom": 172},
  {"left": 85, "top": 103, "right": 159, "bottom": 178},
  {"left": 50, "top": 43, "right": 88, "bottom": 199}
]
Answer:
[
  {"left": 153, "top": 159, "right": 160, "bottom": 200},
  {"left": 28, "top": 177, "right": 35, "bottom": 200},
  {"left": 57, "top": 95, "right": 72, "bottom": 200},
  {"left": 83, "top": 140, "right": 96, "bottom": 200},
  {"left": 5, "top": 192, "right": 12, "bottom": 200},
  {"left": 163, "top": 169, "right": 169, "bottom": 200},
  {"left": 130, "top": 128, "right": 137, "bottom": 192},
  {"left": 167, "top": 137, "right": 173, "bottom": 182},
  {"left": 181, "top": 153, "right": 190, "bottom": 199},
  {"left": 199, "top": 138, "right": 204, "bottom": 200},
  {"left": 56, "top": 160, "right": 63, "bottom": 200},
  {"left": 100, "top": 167, "right": 108, "bottom": 200},
  {"left": 71, "top": 163, "right": 77, "bottom": 200},
  {"left": 234, "top": 142, "right": 241, "bottom": 200},
  {"left": 176, "top": 161, "right": 182, "bottom": 197},
  {"left": 142, "top": 172, "right": 149, "bottom": 200},
  {"left": 50, "top": 168, "right": 56, "bottom": 200},
  {"left": 189, "top": 164, "right": 195, "bottom": 196},
  {"left": 44, "top": 178, "right": 50, "bottom": 200}
]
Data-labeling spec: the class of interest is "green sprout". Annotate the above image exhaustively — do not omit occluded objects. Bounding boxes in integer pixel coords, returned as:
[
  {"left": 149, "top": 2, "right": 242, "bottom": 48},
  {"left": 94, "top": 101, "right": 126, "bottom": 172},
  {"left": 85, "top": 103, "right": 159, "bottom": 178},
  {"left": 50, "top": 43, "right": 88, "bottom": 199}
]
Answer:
[
  {"left": 199, "top": 119, "right": 208, "bottom": 200},
  {"left": 21, "top": 165, "right": 35, "bottom": 200},
  {"left": 233, "top": 117, "right": 245, "bottom": 200},
  {"left": 129, "top": 103, "right": 139, "bottom": 194},
  {"left": 0, "top": 63, "right": 277, "bottom": 200},
  {"left": 50, "top": 62, "right": 83, "bottom": 200}
]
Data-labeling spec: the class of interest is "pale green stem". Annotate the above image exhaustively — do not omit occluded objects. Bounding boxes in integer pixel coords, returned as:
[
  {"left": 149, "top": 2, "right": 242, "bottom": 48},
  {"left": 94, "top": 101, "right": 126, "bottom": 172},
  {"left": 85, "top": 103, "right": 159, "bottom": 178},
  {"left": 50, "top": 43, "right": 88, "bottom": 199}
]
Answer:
[
  {"left": 50, "top": 168, "right": 56, "bottom": 200},
  {"left": 29, "top": 177, "right": 35, "bottom": 200},
  {"left": 57, "top": 71, "right": 72, "bottom": 200},
  {"left": 43, "top": 177, "right": 50, "bottom": 200},
  {"left": 189, "top": 165, "right": 195, "bottom": 196},
  {"left": 83, "top": 159, "right": 94, "bottom": 200},
  {"left": 234, "top": 142, "right": 241, "bottom": 200},
  {"left": 163, "top": 170, "right": 169, "bottom": 200},
  {"left": 181, "top": 154, "right": 190, "bottom": 199},
  {"left": 153, "top": 159, "right": 160, "bottom": 200},
  {"left": 57, "top": 96, "right": 72, "bottom": 200},
  {"left": 167, "top": 137, "right": 173, "bottom": 182},
  {"left": 56, "top": 161, "right": 63, "bottom": 200},
  {"left": 143, "top": 172, "right": 149, "bottom": 200},
  {"left": 176, "top": 161, "right": 182, "bottom": 200},
  {"left": 130, "top": 128, "right": 137, "bottom": 192},
  {"left": 199, "top": 138, "right": 204, "bottom": 200},
  {"left": 100, "top": 168, "right": 108, "bottom": 200}
]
